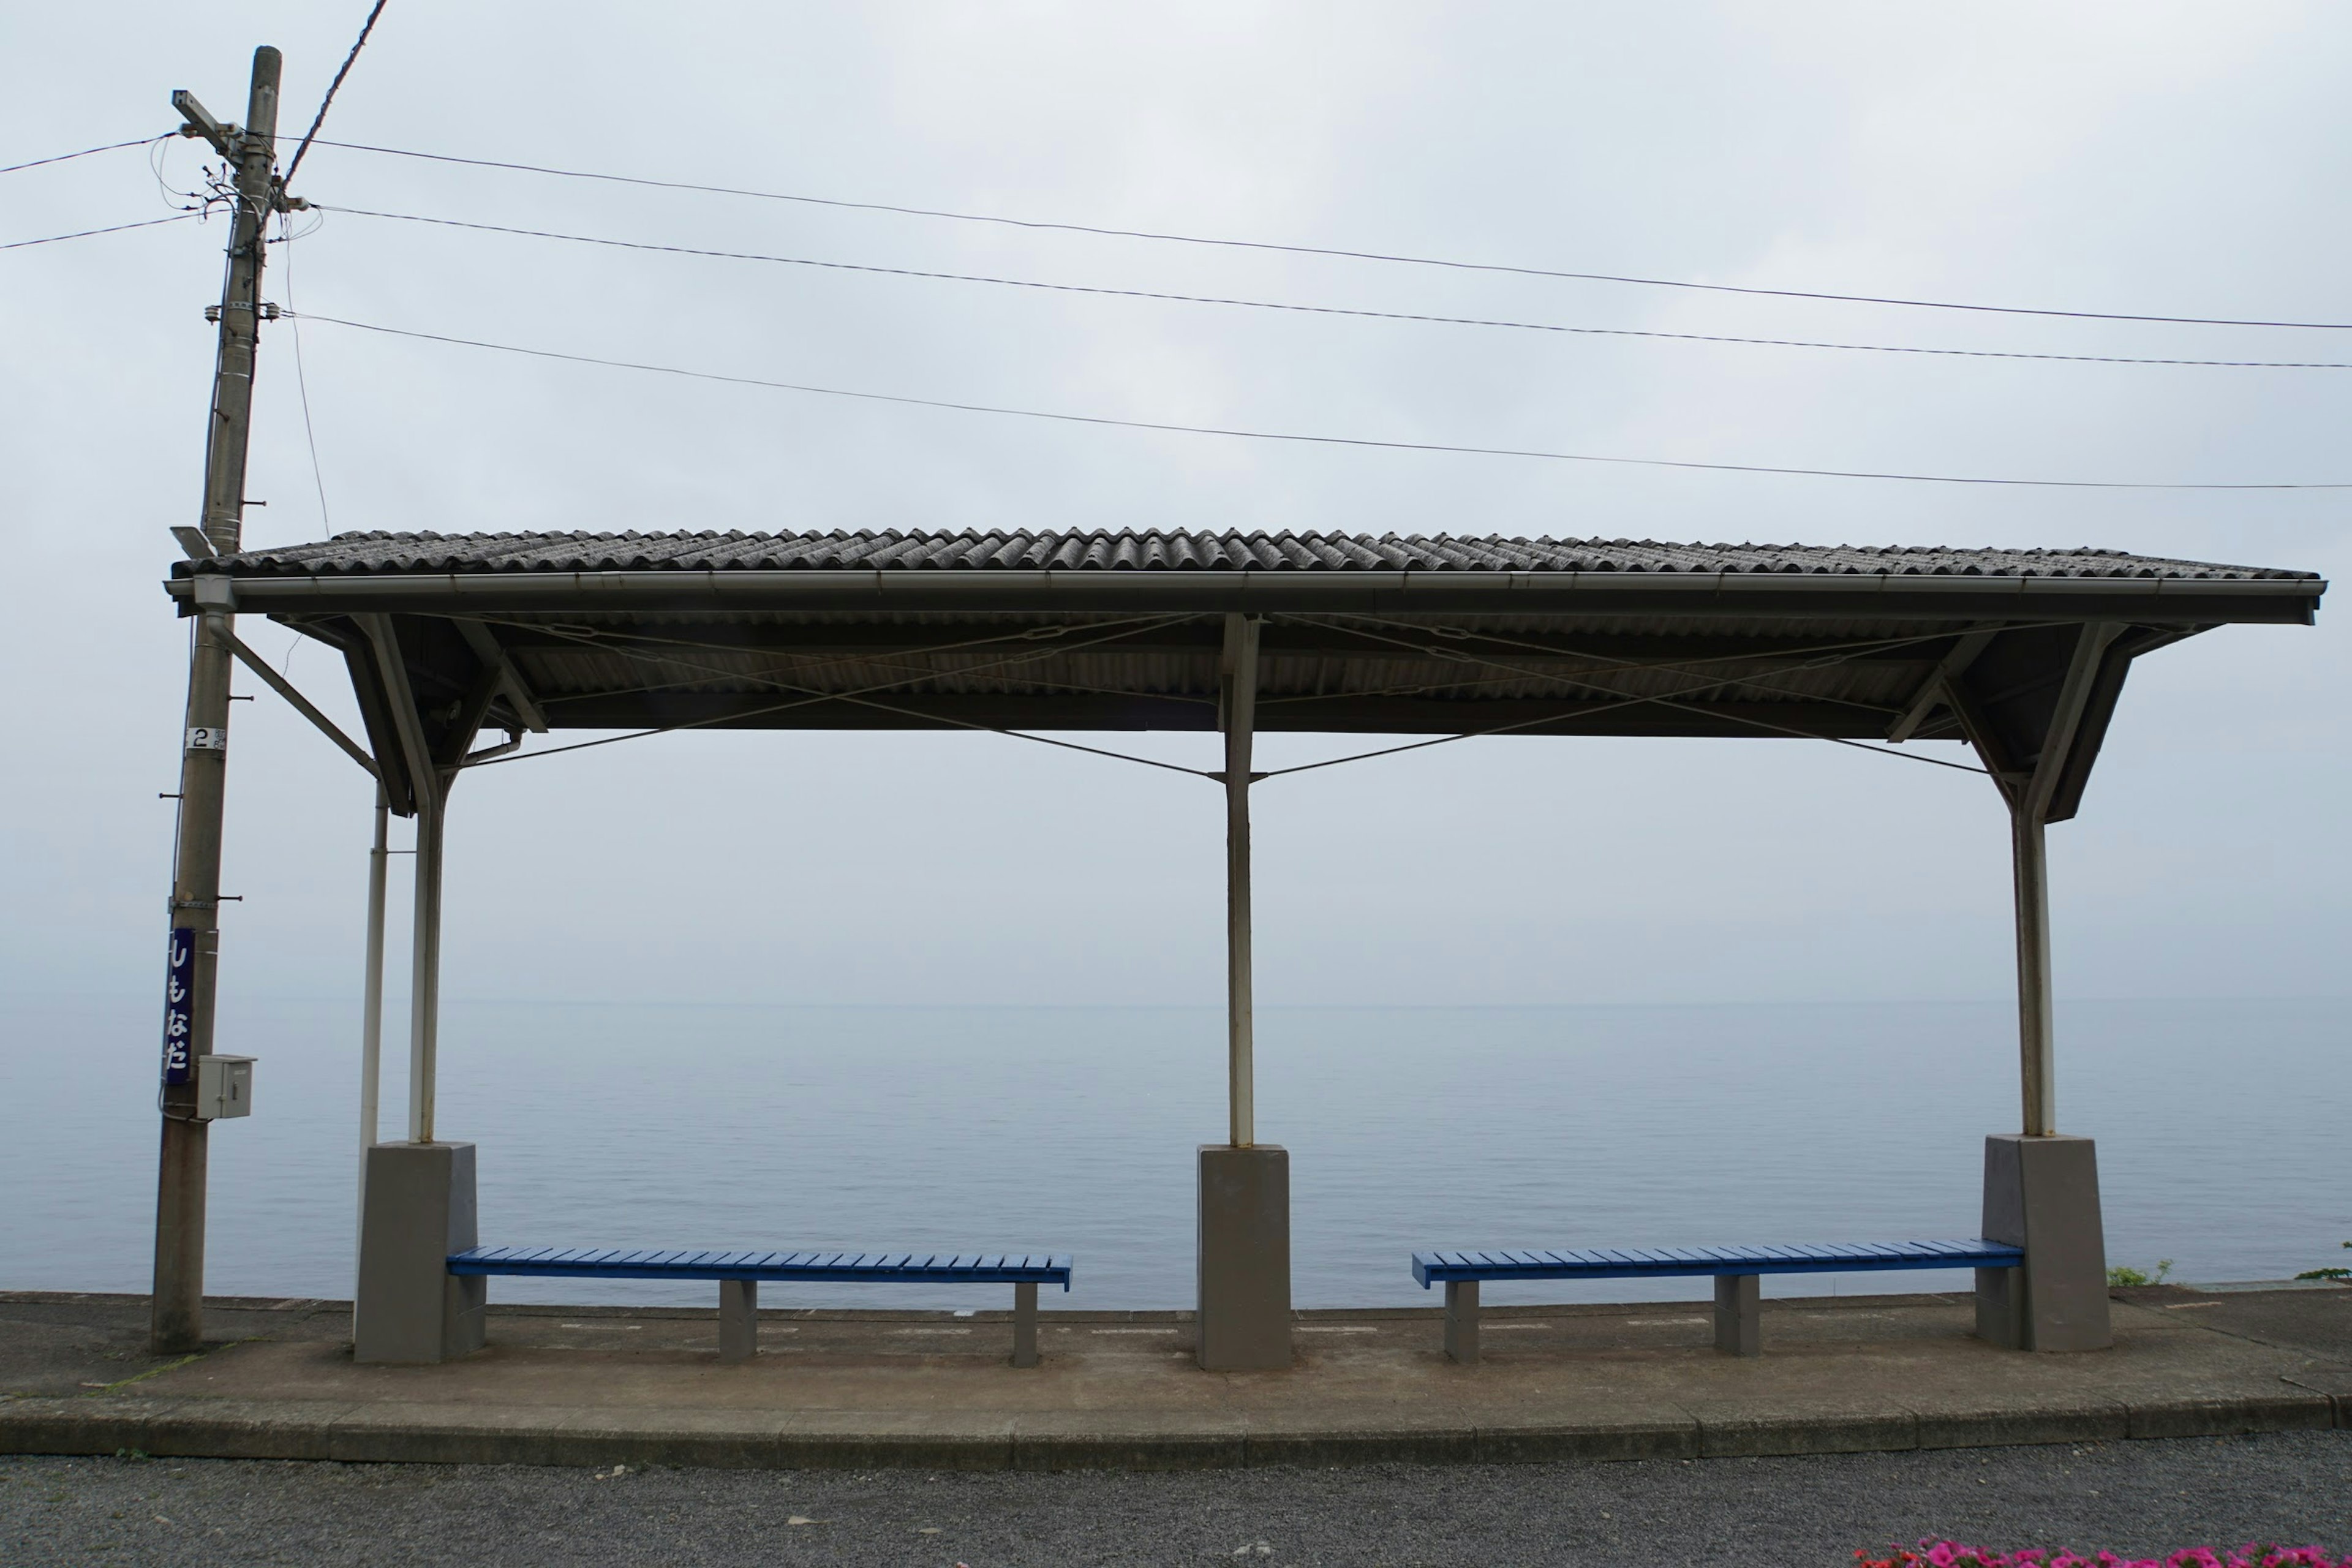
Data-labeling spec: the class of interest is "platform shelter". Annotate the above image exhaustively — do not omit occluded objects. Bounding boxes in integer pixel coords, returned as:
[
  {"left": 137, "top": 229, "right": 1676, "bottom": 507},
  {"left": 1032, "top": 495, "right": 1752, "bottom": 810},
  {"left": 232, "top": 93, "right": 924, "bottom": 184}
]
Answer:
[{"left": 164, "top": 528, "right": 2324, "bottom": 1367}]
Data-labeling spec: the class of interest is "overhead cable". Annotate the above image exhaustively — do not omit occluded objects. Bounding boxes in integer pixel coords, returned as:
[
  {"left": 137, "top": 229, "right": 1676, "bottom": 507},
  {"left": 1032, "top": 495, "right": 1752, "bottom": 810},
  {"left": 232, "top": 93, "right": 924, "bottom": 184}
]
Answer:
[
  {"left": 319, "top": 205, "right": 2352, "bottom": 371},
  {"left": 278, "top": 218, "right": 333, "bottom": 529},
  {"left": 282, "top": 0, "right": 390, "bottom": 187},
  {"left": 1, "top": 212, "right": 198, "bottom": 251},
  {"left": 0, "top": 135, "right": 165, "bottom": 176},
  {"left": 308, "top": 137, "right": 2352, "bottom": 331},
  {"left": 287, "top": 311, "right": 2352, "bottom": 491}
]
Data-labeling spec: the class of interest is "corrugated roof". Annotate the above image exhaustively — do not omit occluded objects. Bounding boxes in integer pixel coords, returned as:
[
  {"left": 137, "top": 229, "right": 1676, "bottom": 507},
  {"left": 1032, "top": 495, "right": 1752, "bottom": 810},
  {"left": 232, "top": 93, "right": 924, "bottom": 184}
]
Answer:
[
  {"left": 188, "top": 529, "right": 2318, "bottom": 581},
  {"left": 184, "top": 529, "right": 2321, "bottom": 823}
]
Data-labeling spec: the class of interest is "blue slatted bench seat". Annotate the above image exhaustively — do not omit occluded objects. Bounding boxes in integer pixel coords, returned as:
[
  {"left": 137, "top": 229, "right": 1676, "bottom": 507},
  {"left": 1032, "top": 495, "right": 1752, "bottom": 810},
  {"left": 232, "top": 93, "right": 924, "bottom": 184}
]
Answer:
[
  {"left": 1411, "top": 1239, "right": 2022, "bottom": 1362},
  {"left": 449, "top": 1247, "right": 1074, "bottom": 1366}
]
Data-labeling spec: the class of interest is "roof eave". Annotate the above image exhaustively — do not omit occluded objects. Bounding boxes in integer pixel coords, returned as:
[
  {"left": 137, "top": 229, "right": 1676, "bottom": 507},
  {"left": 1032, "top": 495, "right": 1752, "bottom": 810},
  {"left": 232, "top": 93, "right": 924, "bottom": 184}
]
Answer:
[{"left": 167, "top": 567, "right": 2327, "bottom": 624}]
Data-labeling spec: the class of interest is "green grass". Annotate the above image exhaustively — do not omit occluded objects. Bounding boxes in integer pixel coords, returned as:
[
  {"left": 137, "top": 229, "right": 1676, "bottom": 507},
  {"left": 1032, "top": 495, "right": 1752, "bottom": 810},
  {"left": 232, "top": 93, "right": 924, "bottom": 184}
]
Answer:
[
  {"left": 2106, "top": 1258, "right": 2174, "bottom": 1287},
  {"left": 2293, "top": 1240, "right": 2350, "bottom": 1282}
]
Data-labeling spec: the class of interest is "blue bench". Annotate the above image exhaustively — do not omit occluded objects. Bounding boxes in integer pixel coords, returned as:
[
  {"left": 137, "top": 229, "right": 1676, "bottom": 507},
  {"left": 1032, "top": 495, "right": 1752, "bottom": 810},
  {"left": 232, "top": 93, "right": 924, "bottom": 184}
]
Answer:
[
  {"left": 450, "top": 1248, "right": 1074, "bottom": 1365},
  {"left": 1411, "top": 1240, "right": 2022, "bottom": 1361}
]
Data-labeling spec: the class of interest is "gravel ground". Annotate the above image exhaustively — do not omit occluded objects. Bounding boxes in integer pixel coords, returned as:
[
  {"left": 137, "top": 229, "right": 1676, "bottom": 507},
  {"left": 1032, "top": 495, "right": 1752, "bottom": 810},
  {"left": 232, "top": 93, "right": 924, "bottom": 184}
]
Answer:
[{"left": 4, "top": 1433, "right": 2349, "bottom": 1566}]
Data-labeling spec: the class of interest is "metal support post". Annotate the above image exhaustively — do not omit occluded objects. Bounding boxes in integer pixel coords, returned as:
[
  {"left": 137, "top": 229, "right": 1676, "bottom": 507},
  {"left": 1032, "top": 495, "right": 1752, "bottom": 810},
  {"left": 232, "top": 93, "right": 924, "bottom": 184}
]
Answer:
[
  {"left": 409, "top": 786, "right": 445, "bottom": 1143},
  {"left": 1970, "top": 621, "right": 2122, "bottom": 1352},
  {"left": 355, "top": 786, "right": 388, "bottom": 1297},
  {"left": 2006, "top": 622, "right": 2117, "bottom": 1139},
  {"left": 1221, "top": 613, "right": 1260, "bottom": 1147},
  {"left": 2010, "top": 811, "right": 2057, "bottom": 1135},
  {"left": 150, "top": 45, "right": 282, "bottom": 1355},
  {"left": 360, "top": 612, "right": 450, "bottom": 1147},
  {"left": 1197, "top": 614, "right": 1289, "bottom": 1370}
]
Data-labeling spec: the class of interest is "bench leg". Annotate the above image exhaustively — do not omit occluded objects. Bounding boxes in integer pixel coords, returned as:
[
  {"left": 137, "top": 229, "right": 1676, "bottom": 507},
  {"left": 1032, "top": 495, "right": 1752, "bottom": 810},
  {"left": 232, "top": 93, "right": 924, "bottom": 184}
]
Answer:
[
  {"left": 719, "top": 1279, "right": 758, "bottom": 1363},
  {"left": 1713, "top": 1273, "right": 1760, "bottom": 1357},
  {"left": 1442, "top": 1280, "right": 1480, "bottom": 1365},
  {"left": 1012, "top": 1281, "right": 1039, "bottom": 1368}
]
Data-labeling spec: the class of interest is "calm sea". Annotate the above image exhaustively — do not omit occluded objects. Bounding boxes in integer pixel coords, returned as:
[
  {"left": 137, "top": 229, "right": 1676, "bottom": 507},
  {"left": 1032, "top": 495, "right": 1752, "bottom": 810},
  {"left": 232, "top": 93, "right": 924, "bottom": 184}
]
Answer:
[{"left": 4, "top": 995, "right": 2343, "bottom": 1312}]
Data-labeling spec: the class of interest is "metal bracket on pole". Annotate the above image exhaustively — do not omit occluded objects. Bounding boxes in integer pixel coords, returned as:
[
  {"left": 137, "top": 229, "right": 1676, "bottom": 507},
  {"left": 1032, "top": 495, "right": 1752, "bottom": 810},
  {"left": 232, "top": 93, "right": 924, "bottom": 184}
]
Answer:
[
  {"left": 1221, "top": 613, "right": 1261, "bottom": 1149},
  {"left": 172, "top": 89, "right": 235, "bottom": 157}
]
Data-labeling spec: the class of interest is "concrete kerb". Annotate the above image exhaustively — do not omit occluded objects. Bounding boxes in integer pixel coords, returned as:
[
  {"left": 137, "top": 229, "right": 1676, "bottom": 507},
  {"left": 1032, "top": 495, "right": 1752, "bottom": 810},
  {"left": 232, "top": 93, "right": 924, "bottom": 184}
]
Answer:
[
  {"left": 1907, "top": 1398, "right": 2130, "bottom": 1450},
  {"left": 1472, "top": 1417, "right": 1700, "bottom": 1464},
  {"left": 1690, "top": 1403, "right": 1920, "bottom": 1459},
  {"left": 2124, "top": 1391, "right": 2337, "bottom": 1441},
  {"left": 4, "top": 1393, "right": 2341, "bottom": 1469},
  {"left": 2281, "top": 1370, "right": 2352, "bottom": 1428},
  {"left": 0, "top": 1398, "right": 358, "bottom": 1464}
]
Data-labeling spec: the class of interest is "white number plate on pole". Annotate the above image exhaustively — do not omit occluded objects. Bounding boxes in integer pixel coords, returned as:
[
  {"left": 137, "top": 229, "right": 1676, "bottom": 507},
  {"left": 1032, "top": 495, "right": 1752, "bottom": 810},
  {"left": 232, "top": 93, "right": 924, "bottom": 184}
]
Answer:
[{"left": 186, "top": 726, "right": 227, "bottom": 752}]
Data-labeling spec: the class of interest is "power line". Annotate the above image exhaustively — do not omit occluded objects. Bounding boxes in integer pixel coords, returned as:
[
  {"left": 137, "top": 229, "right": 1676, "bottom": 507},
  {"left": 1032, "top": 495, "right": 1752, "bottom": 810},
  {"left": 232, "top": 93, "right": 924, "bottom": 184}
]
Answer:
[
  {"left": 1, "top": 213, "right": 198, "bottom": 251},
  {"left": 319, "top": 205, "right": 2352, "bottom": 372},
  {"left": 309, "top": 136, "right": 2352, "bottom": 332},
  {"left": 1, "top": 135, "right": 164, "bottom": 176},
  {"left": 278, "top": 218, "right": 333, "bottom": 529},
  {"left": 282, "top": 0, "right": 390, "bottom": 188},
  {"left": 288, "top": 310, "right": 2352, "bottom": 491}
]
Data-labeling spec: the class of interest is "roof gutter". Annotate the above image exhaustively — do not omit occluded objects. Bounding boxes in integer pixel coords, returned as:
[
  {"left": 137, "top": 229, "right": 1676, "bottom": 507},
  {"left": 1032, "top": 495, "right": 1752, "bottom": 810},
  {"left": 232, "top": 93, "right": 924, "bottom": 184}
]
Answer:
[{"left": 167, "top": 567, "right": 2326, "bottom": 624}]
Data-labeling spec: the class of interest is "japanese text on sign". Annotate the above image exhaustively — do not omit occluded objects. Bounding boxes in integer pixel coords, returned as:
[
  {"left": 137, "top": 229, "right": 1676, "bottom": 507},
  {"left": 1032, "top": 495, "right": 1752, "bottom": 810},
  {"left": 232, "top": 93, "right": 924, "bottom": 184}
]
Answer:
[{"left": 160, "top": 927, "right": 196, "bottom": 1084}]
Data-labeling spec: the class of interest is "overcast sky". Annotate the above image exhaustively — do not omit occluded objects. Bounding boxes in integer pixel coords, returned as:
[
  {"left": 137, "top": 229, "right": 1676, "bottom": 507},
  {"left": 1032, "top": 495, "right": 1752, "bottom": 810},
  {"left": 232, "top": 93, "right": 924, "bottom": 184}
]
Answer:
[{"left": 2, "top": 2, "right": 2343, "bottom": 1012}]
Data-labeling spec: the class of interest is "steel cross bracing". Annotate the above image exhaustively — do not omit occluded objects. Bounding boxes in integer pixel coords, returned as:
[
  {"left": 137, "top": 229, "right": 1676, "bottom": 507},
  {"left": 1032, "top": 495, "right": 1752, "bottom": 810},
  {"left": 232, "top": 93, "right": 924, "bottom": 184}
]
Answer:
[{"left": 251, "top": 609, "right": 2075, "bottom": 796}]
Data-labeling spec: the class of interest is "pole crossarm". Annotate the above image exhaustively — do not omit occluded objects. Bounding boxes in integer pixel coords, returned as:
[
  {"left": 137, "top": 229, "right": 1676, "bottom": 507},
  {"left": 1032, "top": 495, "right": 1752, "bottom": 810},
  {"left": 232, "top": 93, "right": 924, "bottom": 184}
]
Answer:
[{"left": 221, "top": 628, "right": 381, "bottom": 782}]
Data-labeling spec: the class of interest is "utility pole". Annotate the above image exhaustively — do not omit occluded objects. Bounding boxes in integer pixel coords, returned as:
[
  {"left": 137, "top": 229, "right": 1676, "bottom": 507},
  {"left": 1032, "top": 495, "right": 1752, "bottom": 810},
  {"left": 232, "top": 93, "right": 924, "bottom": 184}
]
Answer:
[{"left": 153, "top": 45, "right": 284, "bottom": 1355}]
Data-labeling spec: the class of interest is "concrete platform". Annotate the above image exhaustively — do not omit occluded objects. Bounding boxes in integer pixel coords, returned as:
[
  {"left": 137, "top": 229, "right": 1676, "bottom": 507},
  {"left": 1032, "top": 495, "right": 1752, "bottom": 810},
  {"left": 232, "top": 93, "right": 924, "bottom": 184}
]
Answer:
[{"left": 4, "top": 1284, "right": 2347, "bottom": 1470}]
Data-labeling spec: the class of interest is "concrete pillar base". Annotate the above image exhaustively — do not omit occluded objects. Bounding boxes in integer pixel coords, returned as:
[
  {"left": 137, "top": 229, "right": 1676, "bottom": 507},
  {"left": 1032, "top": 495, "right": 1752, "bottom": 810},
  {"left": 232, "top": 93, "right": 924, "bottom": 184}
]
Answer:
[
  {"left": 1977, "top": 1133, "right": 2113, "bottom": 1352},
  {"left": 1197, "top": 1144, "right": 1291, "bottom": 1370},
  {"left": 354, "top": 1141, "right": 485, "bottom": 1365}
]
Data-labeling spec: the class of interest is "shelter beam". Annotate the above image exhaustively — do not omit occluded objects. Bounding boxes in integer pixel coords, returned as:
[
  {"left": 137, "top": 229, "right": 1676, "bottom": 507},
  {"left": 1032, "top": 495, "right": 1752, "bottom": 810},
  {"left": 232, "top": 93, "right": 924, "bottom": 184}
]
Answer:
[
  {"left": 221, "top": 627, "right": 382, "bottom": 782},
  {"left": 457, "top": 619, "right": 548, "bottom": 733},
  {"left": 1886, "top": 628, "right": 1994, "bottom": 743}
]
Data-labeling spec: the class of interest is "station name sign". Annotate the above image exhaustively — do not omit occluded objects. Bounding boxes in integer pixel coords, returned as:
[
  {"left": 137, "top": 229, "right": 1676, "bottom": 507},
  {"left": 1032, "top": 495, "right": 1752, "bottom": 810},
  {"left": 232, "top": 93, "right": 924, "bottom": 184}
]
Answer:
[{"left": 160, "top": 927, "right": 195, "bottom": 1084}]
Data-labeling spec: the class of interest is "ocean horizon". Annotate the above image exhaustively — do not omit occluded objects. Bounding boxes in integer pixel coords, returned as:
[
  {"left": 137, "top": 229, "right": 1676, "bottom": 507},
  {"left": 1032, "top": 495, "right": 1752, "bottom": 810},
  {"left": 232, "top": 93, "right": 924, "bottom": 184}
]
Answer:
[{"left": 7, "top": 992, "right": 2344, "bottom": 1313}]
